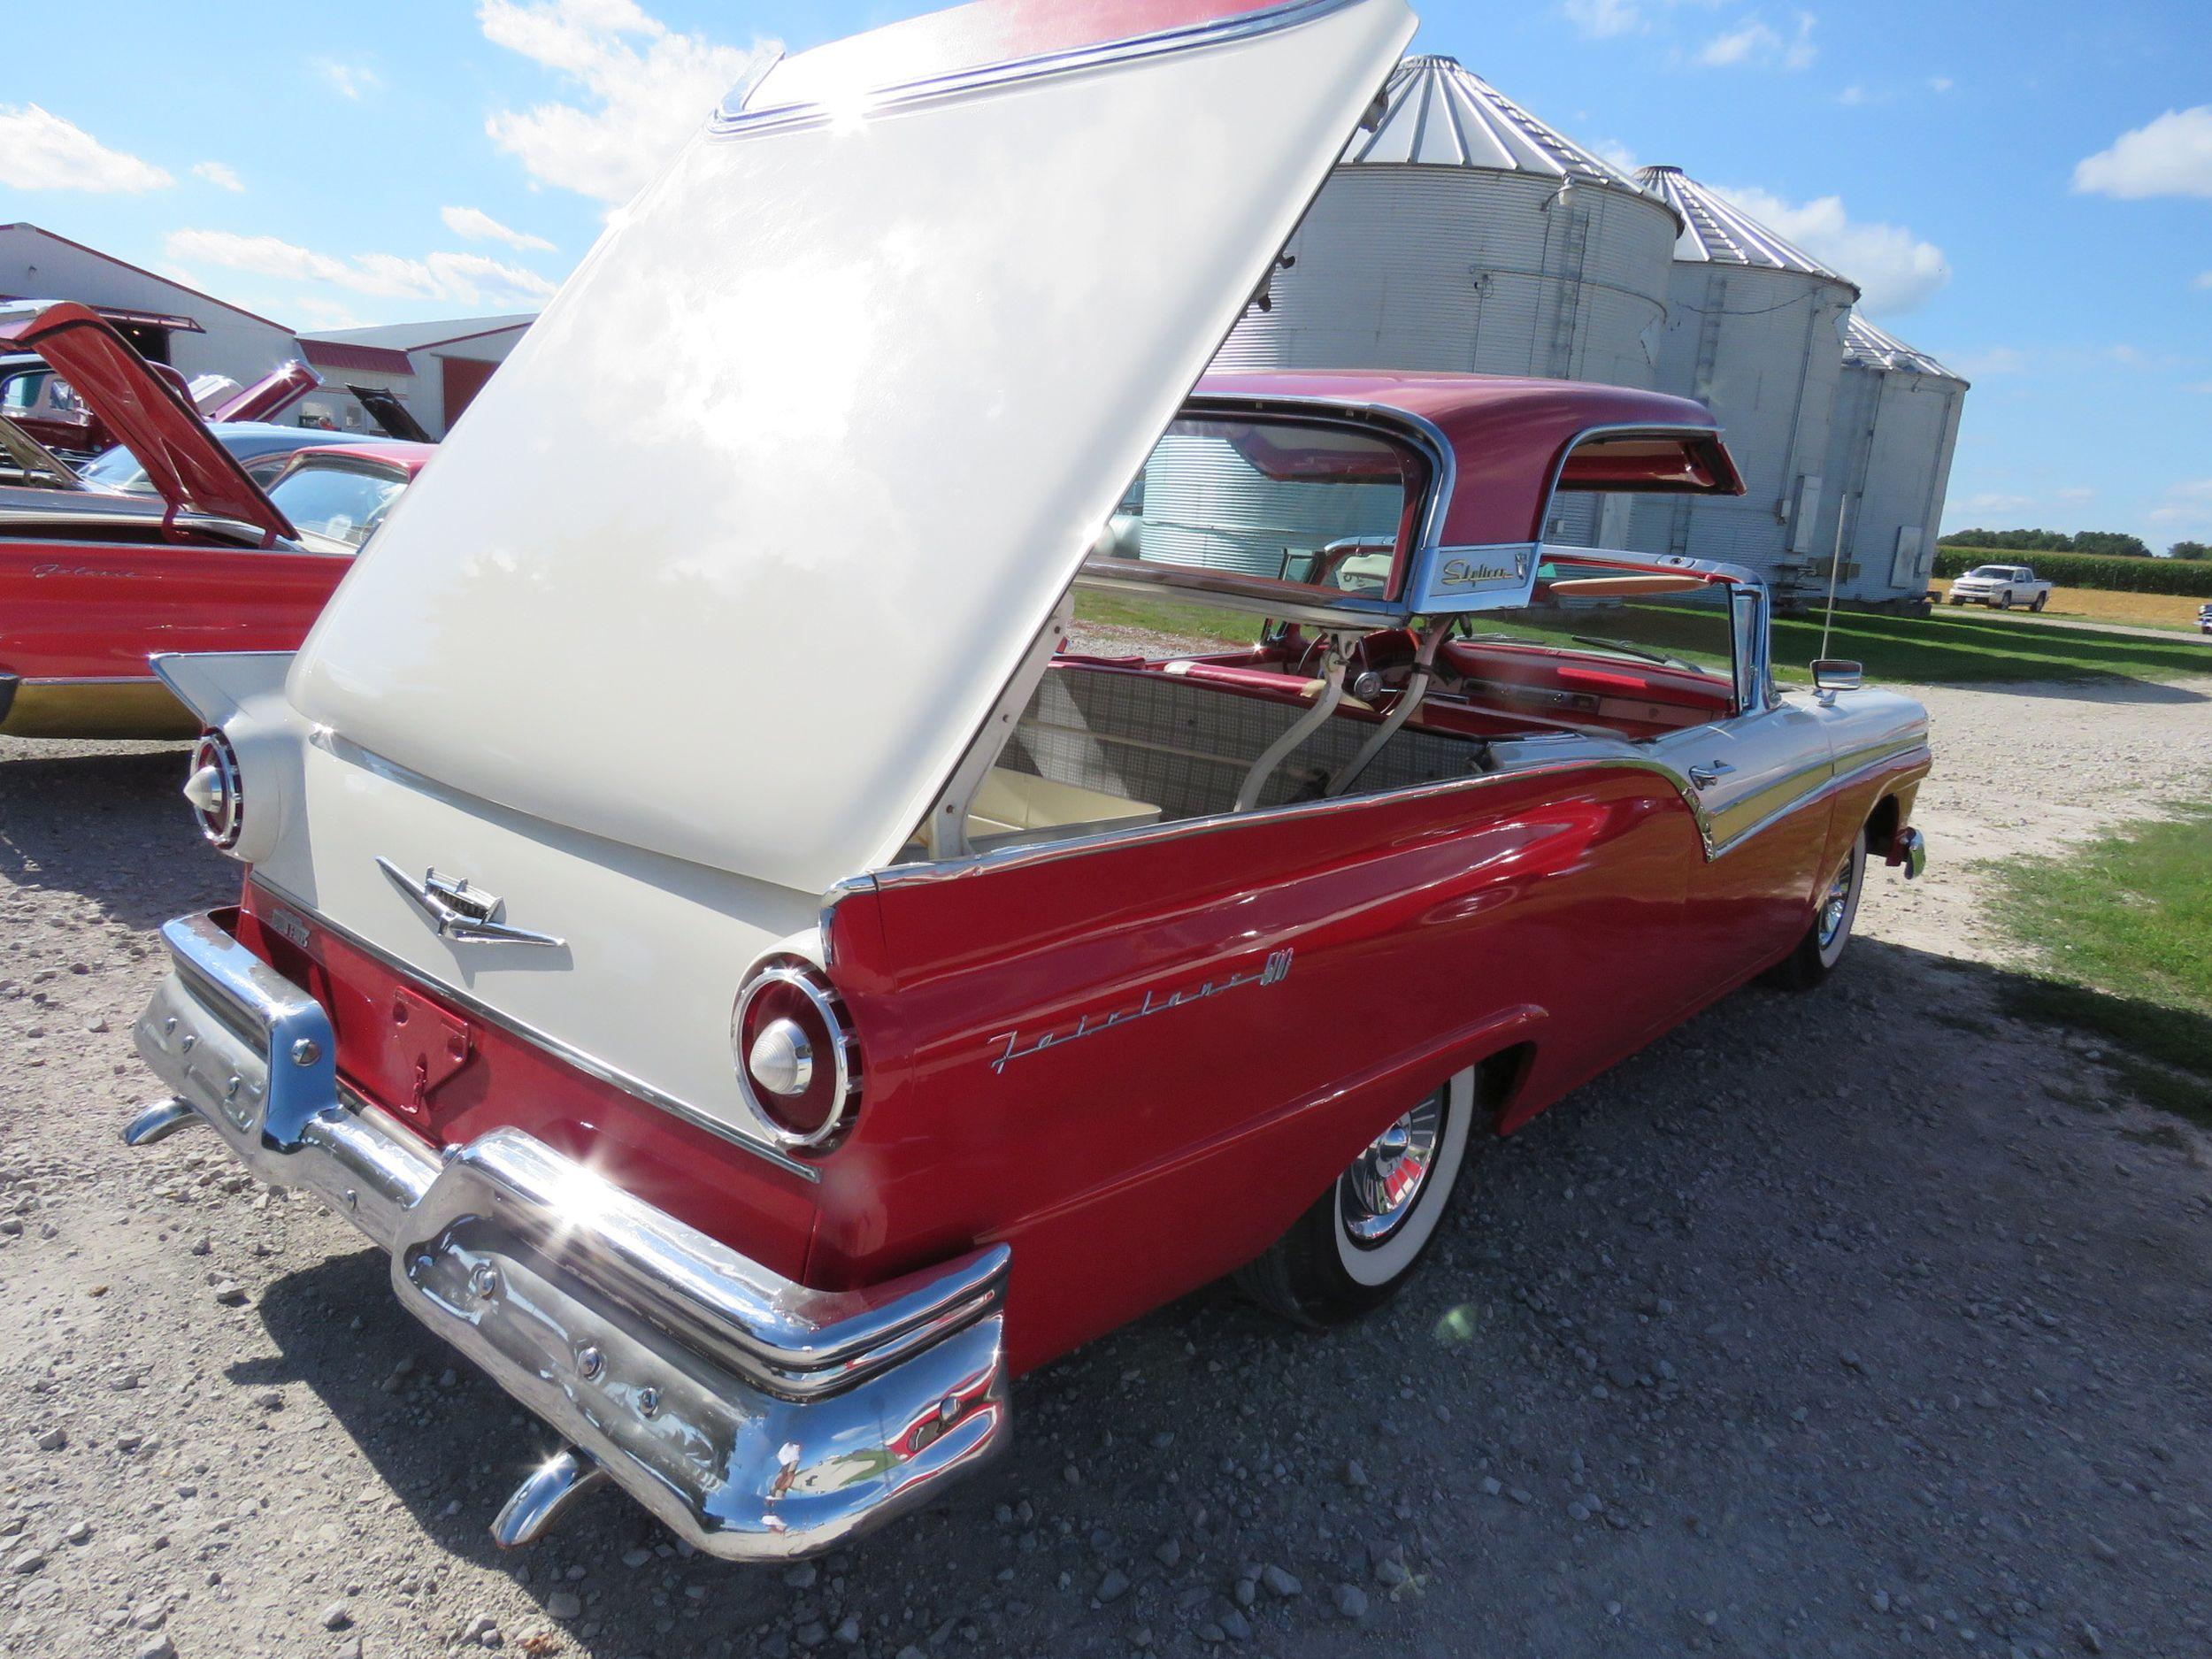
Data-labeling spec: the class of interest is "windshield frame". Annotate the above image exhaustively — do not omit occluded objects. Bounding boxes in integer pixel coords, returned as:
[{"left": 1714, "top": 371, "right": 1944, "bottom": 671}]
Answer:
[{"left": 1076, "top": 396, "right": 1451, "bottom": 631}]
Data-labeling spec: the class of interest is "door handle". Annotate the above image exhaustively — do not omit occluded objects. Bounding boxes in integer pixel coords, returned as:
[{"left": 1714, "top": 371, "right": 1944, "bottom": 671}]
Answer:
[{"left": 1687, "top": 762, "right": 1735, "bottom": 789}]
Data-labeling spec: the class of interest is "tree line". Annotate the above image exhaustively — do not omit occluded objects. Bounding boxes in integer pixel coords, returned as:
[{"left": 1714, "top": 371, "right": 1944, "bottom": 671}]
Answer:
[{"left": 1939, "top": 527, "right": 2207, "bottom": 561}]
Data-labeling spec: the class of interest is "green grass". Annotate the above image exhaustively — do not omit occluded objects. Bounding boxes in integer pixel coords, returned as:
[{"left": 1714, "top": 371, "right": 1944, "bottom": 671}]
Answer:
[
  {"left": 1072, "top": 590, "right": 1265, "bottom": 647},
  {"left": 1989, "top": 803, "right": 2212, "bottom": 1126},
  {"left": 1074, "top": 591, "right": 2211, "bottom": 687}
]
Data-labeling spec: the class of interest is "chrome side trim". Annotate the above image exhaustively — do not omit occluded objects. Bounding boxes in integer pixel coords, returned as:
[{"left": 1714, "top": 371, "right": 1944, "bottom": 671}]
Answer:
[
  {"left": 713, "top": 0, "right": 1368, "bottom": 138},
  {"left": 248, "top": 873, "right": 823, "bottom": 1184},
  {"left": 1711, "top": 738, "right": 1931, "bottom": 859},
  {"left": 859, "top": 728, "right": 1932, "bottom": 892},
  {"left": 867, "top": 749, "right": 1715, "bottom": 887},
  {"left": 129, "top": 910, "right": 1013, "bottom": 1562}
]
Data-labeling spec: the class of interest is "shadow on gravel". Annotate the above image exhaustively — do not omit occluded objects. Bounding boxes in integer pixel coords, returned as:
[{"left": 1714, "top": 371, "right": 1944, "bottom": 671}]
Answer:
[
  {"left": 0, "top": 742, "right": 230, "bottom": 927},
  {"left": 219, "top": 928, "right": 2211, "bottom": 1659}
]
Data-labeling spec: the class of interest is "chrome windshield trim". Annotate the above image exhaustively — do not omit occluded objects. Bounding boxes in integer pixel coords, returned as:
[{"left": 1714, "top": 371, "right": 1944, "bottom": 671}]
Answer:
[
  {"left": 248, "top": 873, "right": 823, "bottom": 1184},
  {"left": 713, "top": 0, "right": 1369, "bottom": 138},
  {"left": 1077, "top": 392, "right": 1457, "bottom": 630}
]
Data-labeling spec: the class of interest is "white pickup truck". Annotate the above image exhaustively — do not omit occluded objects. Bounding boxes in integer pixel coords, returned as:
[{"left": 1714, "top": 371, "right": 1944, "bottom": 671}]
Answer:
[{"left": 1947, "top": 563, "right": 2055, "bottom": 611}]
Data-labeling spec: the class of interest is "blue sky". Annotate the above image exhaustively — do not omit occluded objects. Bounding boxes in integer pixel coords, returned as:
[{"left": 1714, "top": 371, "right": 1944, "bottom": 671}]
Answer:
[{"left": 6, "top": 0, "right": 2208, "bottom": 547}]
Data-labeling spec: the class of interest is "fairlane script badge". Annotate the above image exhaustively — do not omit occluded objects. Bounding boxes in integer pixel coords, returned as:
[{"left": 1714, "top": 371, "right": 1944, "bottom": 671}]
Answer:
[{"left": 987, "top": 949, "right": 1293, "bottom": 1076}]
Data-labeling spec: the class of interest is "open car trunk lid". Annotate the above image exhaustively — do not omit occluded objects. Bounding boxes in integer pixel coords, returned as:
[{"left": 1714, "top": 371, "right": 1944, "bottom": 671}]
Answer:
[
  {"left": 0, "top": 303, "right": 296, "bottom": 544},
  {"left": 288, "top": 0, "right": 1415, "bottom": 895}
]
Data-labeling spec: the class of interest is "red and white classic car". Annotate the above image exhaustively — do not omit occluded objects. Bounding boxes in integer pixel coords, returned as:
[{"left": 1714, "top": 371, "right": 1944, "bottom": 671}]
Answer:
[
  {"left": 121, "top": 0, "right": 1929, "bottom": 1563},
  {"left": 0, "top": 302, "right": 428, "bottom": 740}
]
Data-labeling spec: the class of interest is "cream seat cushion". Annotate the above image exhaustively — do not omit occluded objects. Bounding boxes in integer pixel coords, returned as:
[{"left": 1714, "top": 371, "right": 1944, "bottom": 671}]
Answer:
[{"left": 965, "top": 767, "right": 1161, "bottom": 849}]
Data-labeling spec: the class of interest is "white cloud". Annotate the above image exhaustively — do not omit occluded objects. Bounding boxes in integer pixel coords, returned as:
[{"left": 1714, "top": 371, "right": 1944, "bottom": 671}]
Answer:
[
  {"left": 316, "top": 58, "right": 381, "bottom": 100},
  {"left": 165, "top": 228, "right": 556, "bottom": 308},
  {"left": 1955, "top": 346, "right": 2028, "bottom": 377},
  {"left": 1717, "top": 184, "right": 1949, "bottom": 313},
  {"left": 2055, "top": 487, "right": 2096, "bottom": 503},
  {"left": 191, "top": 160, "right": 244, "bottom": 192},
  {"left": 1591, "top": 138, "right": 1641, "bottom": 175},
  {"left": 1697, "top": 12, "right": 1817, "bottom": 71},
  {"left": 1929, "top": 76, "right": 1954, "bottom": 94},
  {"left": 479, "top": 0, "right": 769, "bottom": 204},
  {"left": 1962, "top": 492, "right": 2037, "bottom": 515},
  {"left": 2194, "top": 271, "right": 2212, "bottom": 291},
  {"left": 2074, "top": 106, "right": 2212, "bottom": 200},
  {"left": 1563, "top": 0, "right": 1644, "bottom": 39},
  {"left": 441, "top": 205, "right": 556, "bottom": 253},
  {"left": 290, "top": 296, "right": 367, "bottom": 329},
  {"left": 0, "top": 104, "right": 172, "bottom": 193},
  {"left": 2148, "top": 479, "right": 2212, "bottom": 530}
]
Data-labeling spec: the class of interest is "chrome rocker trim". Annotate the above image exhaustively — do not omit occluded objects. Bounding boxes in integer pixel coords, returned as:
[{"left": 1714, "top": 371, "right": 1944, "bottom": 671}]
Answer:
[{"left": 128, "top": 910, "right": 1012, "bottom": 1563}]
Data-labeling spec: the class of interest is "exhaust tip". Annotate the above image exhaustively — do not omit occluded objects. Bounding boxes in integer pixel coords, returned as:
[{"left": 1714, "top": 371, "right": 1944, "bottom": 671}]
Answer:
[
  {"left": 491, "top": 1448, "right": 610, "bottom": 1550},
  {"left": 122, "top": 1098, "right": 202, "bottom": 1148}
]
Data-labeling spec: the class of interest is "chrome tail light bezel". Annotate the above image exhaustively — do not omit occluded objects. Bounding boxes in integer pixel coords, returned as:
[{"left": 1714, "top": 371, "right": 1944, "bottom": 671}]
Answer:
[
  {"left": 185, "top": 729, "right": 245, "bottom": 852},
  {"left": 731, "top": 957, "right": 861, "bottom": 1152}
]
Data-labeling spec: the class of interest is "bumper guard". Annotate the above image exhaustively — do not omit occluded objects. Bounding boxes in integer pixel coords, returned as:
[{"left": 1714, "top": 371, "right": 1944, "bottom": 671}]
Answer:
[{"left": 129, "top": 910, "right": 1011, "bottom": 1562}]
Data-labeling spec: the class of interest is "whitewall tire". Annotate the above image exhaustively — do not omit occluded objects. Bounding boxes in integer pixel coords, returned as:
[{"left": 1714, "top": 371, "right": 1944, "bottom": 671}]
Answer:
[{"left": 1235, "top": 1069, "right": 1476, "bottom": 1325}]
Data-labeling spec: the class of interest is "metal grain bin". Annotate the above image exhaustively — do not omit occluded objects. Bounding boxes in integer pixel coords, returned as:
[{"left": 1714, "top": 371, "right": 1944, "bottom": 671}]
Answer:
[
  {"left": 1190, "top": 55, "right": 1679, "bottom": 551},
  {"left": 1626, "top": 167, "right": 1860, "bottom": 603},
  {"left": 1810, "top": 317, "right": 1970, "bottom": 605}
]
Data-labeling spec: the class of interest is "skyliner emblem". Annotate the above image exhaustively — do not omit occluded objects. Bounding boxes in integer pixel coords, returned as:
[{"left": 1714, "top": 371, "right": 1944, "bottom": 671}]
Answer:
[{"left": 987, "top": 949, "right": 1293, "bottom": 1075}]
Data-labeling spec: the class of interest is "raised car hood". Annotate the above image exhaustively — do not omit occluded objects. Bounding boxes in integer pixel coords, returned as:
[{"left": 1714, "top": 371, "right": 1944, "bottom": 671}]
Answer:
[
  {"left": 211, "top": 359, "right": 322, "bottom": 426},
  {"left": 0, "top": 303, "right": 295, "bottom": 544},
  {"left": 289, "top": 0, "right": 1414, "bottom": 895}
]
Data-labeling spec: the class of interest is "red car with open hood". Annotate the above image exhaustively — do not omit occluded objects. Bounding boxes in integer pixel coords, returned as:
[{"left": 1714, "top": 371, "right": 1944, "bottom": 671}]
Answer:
[{"left": 0, "top": 302, "right": 429, "bottom": 740}]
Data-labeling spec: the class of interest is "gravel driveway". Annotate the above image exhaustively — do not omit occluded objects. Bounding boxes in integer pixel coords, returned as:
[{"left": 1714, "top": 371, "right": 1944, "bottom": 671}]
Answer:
[{"left": 4, "top": 672, "right": 2210, "bottom": 1659}]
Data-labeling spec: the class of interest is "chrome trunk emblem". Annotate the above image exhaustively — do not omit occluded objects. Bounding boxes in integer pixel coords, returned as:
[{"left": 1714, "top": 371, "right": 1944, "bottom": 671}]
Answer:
[{"left": 376, "top": 858, "right": 565, "bottom": 949}]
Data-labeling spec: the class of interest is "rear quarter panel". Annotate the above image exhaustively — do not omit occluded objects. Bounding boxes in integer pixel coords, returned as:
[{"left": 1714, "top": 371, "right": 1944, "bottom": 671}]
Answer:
[{"left": 820, "top": 766, "right": 1707, "bottom": 1373}]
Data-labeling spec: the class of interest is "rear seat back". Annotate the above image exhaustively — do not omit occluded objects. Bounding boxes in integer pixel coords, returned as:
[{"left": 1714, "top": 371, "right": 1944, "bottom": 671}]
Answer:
[{"left": 1002, "top": 664, "right": 1482, "bottom": 820}]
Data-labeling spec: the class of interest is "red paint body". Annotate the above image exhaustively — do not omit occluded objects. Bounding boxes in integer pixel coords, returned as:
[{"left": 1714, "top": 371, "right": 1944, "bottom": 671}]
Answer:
[
  {"left": 229, "top": 724, "right": 1923, "bottom": 1379},
  {"left": 0, "top": 305, "right": 434, "bottom": 733},
  {"left": 204, "top": 368, "right": 1924, "bottom": 1379}
]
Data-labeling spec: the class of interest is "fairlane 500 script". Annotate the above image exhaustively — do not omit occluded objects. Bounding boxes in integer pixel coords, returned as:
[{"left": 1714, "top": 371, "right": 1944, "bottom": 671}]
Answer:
[{"left": 988, "top": 949, "right": 1294, "bottom": 1075}]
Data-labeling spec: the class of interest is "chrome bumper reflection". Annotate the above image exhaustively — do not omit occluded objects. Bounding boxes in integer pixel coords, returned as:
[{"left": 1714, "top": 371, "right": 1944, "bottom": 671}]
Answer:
[{"left": 130, "top": 910, "right": 1011, "bottom": 1563}]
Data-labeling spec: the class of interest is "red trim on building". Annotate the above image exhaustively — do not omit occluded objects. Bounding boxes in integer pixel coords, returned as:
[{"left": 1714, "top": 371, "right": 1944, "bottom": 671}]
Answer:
[{"left": 300, "top": 339, "right": 415, "bottom": 376}]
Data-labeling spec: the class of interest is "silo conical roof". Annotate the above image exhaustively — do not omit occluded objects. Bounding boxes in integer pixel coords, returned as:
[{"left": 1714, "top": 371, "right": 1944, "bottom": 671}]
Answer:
[
  {"left": 1347, "top": 55, "right": 1647, "bottom": 190},
  {"left": 1843, "top": 314, "right": 1965, "bottom": 383},
  {"left": 1638, "top": 165, "right": 1854, "bottom": 288}
]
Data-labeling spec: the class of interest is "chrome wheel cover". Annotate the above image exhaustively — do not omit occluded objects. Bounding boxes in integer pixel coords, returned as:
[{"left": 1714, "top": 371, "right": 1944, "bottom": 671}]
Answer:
[
  {"left": 1816, "top": 853, "right": 1856, "bottom": 952},
  {"left": 1340, "top": 1089, "right": 1446, "bottom": 1247}
]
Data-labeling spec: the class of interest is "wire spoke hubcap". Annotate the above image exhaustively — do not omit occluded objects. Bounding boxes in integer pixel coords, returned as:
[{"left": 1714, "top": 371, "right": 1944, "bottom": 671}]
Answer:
[{"left": 1340, "top": 1089, "right": 1446, "bottom": 1247}]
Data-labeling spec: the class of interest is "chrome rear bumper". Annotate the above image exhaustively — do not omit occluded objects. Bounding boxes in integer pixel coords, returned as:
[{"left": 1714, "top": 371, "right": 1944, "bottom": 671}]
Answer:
[{"left": 129, "top": 910, "right": 1011, "bottom": 1562}]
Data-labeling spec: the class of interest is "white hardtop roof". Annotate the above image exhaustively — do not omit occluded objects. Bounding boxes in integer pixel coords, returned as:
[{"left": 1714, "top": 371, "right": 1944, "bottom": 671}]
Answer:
[
  {"left": 1637, "top": 166, "right": 1855, "bottom": 288},
  {"left": 288, "top": 0, "right": 1417, "bottom": 896}
]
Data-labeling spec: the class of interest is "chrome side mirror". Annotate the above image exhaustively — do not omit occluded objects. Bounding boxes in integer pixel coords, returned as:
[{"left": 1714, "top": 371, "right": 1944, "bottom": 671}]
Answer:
[{"left": 1811, "top": 658, "right": 1863, "bottom": 705}]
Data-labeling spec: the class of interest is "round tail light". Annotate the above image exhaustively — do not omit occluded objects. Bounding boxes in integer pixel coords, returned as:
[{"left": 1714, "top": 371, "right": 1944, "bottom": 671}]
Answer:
[
  {"left": 182, "top": 730, "right": 244, "bottom": 852},
  {"left": 732, "top": 957, "right": 860, "bottom": 1150}
]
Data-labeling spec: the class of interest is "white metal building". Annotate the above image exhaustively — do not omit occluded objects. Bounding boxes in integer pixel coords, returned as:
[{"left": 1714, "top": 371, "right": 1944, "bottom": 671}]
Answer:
[
  {"left": 297, "top": 316, "right": 536, "bottom": 439},
  {"left": 1811, "top": 317, "right": 1969, "bottom": 603},
  {"left": 1628, "top": 167, "right": 1861, "bottom": 603},
  {"left": 1172, "top": 54, "right": 1681, "bottom": 561},
  {"left": 0, "top": 221, "right": 302, "bottom": 385}
]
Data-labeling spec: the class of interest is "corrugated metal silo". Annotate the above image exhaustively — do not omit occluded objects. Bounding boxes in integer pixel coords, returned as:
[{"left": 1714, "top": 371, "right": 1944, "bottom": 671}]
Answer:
[
  {"left": 1165, "top": 55, "right": 1679, "bottom": 557},
  {"left": 1811, "top": 317, "right": 1970, "bottom": 604},
  {"left": 1628, "top": 167, "right": 1860, "bottom": 602}
]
